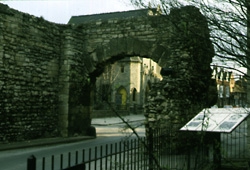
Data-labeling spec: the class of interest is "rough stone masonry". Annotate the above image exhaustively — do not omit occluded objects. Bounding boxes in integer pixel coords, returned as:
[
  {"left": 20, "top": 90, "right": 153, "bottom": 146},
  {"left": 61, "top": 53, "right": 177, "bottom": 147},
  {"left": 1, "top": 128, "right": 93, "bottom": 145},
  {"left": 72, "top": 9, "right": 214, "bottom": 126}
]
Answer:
[{"left": 0, "top": 3, "right": 215, "bottom": 142}]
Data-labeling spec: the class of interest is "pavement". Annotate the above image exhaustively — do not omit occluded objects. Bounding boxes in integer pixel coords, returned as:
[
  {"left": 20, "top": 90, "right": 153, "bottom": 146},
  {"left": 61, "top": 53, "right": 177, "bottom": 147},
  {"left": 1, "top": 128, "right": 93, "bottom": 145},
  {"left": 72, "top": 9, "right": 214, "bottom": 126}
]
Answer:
[
  {"left": 0, "top": 114, "right": 145, "bottom": 151},
  {"left": 91, "top": 114, "right": 145, "bottom": 126}
]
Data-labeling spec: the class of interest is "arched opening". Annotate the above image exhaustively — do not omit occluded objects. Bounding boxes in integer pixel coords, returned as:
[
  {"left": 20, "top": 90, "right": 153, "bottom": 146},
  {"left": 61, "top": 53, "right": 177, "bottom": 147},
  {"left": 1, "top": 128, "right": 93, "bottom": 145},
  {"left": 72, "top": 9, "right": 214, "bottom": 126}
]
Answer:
[
  {"left": 91, "top": 38, "right": 166, "bottom": 117},
  {"left": 85, "top": 37, "right": 165, "bottom": 134},
  {"left": 116, "top": 86, "right": 127, "bottom": 110},
  {"left": 132, "top": 88, "right": 137, "bottom": 102}
]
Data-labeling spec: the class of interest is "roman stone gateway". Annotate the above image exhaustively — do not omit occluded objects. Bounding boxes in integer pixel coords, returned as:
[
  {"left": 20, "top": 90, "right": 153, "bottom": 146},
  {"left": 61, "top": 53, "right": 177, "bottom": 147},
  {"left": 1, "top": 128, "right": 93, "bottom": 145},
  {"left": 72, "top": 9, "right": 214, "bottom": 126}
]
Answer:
[{"left": 0, "top": 3, "right": 214, "bottom": 142}]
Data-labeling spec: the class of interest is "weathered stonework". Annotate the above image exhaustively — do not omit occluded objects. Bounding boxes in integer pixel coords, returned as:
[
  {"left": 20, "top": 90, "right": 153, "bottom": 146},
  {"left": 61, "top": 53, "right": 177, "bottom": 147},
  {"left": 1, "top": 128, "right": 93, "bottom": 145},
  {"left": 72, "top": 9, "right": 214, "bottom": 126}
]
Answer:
[
  {"left": 144, "top": 7, "right": 216, "bottom": 149},
  {"left": 0, "top": 3, "right": 214, "bottom": 142},
  {"left": 0, "top": 4, "right": 86, "bottom": 141}
]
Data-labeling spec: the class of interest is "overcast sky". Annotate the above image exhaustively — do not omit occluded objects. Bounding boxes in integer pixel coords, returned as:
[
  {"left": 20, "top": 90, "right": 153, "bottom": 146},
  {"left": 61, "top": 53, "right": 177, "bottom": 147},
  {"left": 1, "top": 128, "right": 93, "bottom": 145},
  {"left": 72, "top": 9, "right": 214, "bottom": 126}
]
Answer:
[{"left": 0, "top": 0, "right": 136, "bottom": 24}]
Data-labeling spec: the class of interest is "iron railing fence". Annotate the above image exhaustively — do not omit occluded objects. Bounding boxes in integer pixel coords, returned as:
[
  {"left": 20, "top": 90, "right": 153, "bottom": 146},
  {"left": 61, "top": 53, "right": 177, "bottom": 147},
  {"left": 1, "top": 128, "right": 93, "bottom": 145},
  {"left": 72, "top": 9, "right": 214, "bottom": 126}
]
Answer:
[
  {"left": 148, "top": 127, "right": 210, "bottom": 170},
  {"left": 27, "top": 137, "right": 149, "bottom": 170},
  {"left": 27, "top": 131, "right": 211, "bottom": 170},
  {"left": 27, "top": 121, "right": 247, "bottom": 170},
  {"left": 221, "top": 120, "right": 247, "bottom": 160}
]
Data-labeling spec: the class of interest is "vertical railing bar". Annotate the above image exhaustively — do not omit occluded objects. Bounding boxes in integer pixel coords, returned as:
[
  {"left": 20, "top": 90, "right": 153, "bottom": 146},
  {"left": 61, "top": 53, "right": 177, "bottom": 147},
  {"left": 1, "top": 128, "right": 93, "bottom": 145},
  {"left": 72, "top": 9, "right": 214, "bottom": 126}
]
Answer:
[
  {"left": 42, "top": 157, "right": 45, "bottom": 170},
  {"left": 95, "top": 146, "right": 97, "bottom": 170},
  {"left": 105, "top": 144, "right": 108, "bottom": 170},
  {"left": 136, "top": 139, "right": 138, "bottom": 170},
  {"left": 138, "top": 139, "right": 141, "bottom": 170},
  {"left": 244, "top": 121, "right": 246, "bottom": 157},
  {"left": 143, "top": 138, "right": 146, "bottom": 170},
  {"left": 238, "top": 129, "right": 240, "bottom": 159},
  {"left": 82, "top": 149, "right": 85, "bottom": 162},
  {"left": 144, "top": 137, "right": 146, "bottom": 170},
  {"left": 227, "top": 133, "right": 230, "bottom": 158},
  {"left": 232, "top": 131, "right": 234, "bottom": 158},
  {"left": 100, "top": 145, "right": 103, "bottom": 170},
  {"left": 132, "top": 139, "right": 134, "bottom": 169},
  {"left": 127, "top": 140, "right": 129, "bottom": 170},
  {"left": 130, "top": 140, "right": 134, "bottom": 170},
  {"left": 89, "top": 148, "right": 91, "bottom": 170},
  {"left": 115, "top": 143, "right": 117, "bottom": 170},
  {"left": 242, "top": 123, "right": 244, "bottom": 158},
  {"left": 123, "top": 141, "right": 126, "bottom": 170},
  {"left": 158, "top": 128, "right": 160, "bottom": 170},
  {"left": 159, "top": 128, "right": 161, "bottom": 169},
  {"left": 137, "top": 139, "right": 139, "bottom": 170},
  {"left": 146, "top": 137, "right": 148, "bottom": 170},
  {"left": 110, "top": 143, "right": 113, "bottom": 169},
  {"left": 142, "top": 138, "right": 144, "bottom": 169},
  {"left": 75, "top": 151, "right": 78, "bottom": 165},
  {"left": 141, "top": 139, "right": 143, "bottom": 170},
  {"left": 134, "top": 139, "right": 136, "bottom": 170},
  {"left": 60, "top": 154, "right": 63, "bottom": 169},
  {"left": 119, "top": 141, "right": 122, "bottom": 170},
  {"left": 51, "top": 155, "right": 54, "bottom": 170},
  {"left": 138, "top": 138, "right": 140, "bottom": 169},
  {"left": 157, "top": 128, "right": 158, "bottom": 169},
  {"left": 232, "top": 132, "right": 234, "bottom": 158},
  {"left": 68, "top": 152, "right": 71, "bottom": 167}
]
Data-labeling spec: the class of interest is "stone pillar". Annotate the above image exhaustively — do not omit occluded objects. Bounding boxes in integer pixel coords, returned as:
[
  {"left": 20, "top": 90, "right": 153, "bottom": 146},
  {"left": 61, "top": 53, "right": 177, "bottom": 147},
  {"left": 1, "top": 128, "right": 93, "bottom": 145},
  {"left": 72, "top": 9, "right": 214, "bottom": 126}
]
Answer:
[
  {"left": 144, "top": 6, "right": 215, "bottom": 155},
  {"left": 58, "top": 32, "right": 72, "bottom": 137},
  {"left": 64, "top": 29, "right": 93, "bottom": 137}
]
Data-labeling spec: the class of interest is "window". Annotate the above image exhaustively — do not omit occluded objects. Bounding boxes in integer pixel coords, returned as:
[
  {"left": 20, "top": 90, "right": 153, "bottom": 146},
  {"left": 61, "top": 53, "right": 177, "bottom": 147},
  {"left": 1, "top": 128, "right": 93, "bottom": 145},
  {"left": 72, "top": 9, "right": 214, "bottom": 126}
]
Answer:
[
  {"left": 101, "top": 84, "right": 110, "bottom": 101},
  {"left": 121, "top": 65, "right": 124, "bottom": 73},
  {"left": 132, "top": 88, "right": 137, "bottom": 101}
]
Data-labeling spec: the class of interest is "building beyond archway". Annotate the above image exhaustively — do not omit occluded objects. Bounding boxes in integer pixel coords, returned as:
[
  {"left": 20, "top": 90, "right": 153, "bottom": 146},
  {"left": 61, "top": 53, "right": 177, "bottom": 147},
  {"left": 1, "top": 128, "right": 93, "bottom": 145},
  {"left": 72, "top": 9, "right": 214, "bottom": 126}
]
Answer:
[{"left": 93, "top": 56, "right": 162, "bottom": 117}]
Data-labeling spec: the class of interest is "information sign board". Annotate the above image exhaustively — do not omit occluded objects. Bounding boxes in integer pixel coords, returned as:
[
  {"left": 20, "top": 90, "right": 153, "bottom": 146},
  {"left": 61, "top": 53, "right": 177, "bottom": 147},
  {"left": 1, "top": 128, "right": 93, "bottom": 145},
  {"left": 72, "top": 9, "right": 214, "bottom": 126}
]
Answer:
[{"left": 180, "top": 108, "right": 250, "bottom": 133}]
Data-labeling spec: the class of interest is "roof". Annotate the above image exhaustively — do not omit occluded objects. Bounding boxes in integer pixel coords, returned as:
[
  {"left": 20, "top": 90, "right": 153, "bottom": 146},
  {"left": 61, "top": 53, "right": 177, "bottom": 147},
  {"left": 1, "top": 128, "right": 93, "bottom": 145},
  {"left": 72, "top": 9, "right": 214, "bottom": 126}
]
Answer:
[{"left": 68, "top": 8, "right": 159, "bottom": 24}]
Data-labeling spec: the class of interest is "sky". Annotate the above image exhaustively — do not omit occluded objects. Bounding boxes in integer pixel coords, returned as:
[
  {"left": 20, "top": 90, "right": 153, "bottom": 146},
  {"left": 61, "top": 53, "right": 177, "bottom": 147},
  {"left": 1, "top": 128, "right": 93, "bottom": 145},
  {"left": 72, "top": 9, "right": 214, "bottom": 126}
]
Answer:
[{"left": 0, "top": 0, "right": 136, "bottom": 24}]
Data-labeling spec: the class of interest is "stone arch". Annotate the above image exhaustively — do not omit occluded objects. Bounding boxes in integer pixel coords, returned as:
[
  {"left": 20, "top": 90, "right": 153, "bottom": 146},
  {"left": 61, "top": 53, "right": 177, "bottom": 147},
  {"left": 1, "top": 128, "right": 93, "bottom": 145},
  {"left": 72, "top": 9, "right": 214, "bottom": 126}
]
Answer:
[
  {"left": 67, "top": 6, "right": 214, "bottom": 138},
  {"left": 88, "top": 37, "right": 171, "bottom": 74}
]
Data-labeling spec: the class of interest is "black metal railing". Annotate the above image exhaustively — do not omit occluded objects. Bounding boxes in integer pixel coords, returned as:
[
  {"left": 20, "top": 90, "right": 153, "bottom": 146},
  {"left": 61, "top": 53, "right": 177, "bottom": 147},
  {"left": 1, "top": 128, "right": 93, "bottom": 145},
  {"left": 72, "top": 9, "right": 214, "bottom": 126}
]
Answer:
[
  {"left": 27, "top": 137, "right": 148, "bottom": 170},
  {"left": 147, "top": 127, "right": 210, "bottom": 170},
  {"left": 27, "top": 119, "right": 248, "bottom": 170},
  {"left": 27, "top": 133, "right": 211, "bottom": 170}
]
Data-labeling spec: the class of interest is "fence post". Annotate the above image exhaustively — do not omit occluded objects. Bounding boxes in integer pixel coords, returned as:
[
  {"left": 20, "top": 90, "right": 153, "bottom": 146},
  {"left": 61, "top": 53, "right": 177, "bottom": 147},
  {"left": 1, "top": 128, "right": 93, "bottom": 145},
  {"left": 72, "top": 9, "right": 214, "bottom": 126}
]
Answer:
[
  {"left": 27, "top": 155, "right": 36, "bottom": 170},
  {"left": 148, "top": 127, "right": 154, "bottom": 170}
]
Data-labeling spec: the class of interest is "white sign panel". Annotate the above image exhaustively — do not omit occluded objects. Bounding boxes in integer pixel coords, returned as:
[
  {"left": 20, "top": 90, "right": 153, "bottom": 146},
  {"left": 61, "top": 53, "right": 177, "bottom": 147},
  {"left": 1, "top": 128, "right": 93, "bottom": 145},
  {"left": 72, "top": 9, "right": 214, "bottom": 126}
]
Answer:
[{"left": 180, "top": 108, "right": 250, "bottom": 133}]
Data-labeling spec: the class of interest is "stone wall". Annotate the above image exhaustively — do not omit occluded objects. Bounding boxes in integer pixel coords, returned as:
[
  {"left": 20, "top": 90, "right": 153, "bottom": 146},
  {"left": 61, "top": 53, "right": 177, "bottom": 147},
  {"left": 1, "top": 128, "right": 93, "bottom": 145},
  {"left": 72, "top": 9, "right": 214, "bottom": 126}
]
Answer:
[
  {"left": 0, "top": 4, "right": 88, "bottom": 141},
  {"left": 0, "top": 4, "right": 62, "bottom": 141},
  {"left": 0, "top": 3, "right": 215, "bottom": 142},
  {"left": 144, "top": 6, "right": 216, "bottom": 149}
]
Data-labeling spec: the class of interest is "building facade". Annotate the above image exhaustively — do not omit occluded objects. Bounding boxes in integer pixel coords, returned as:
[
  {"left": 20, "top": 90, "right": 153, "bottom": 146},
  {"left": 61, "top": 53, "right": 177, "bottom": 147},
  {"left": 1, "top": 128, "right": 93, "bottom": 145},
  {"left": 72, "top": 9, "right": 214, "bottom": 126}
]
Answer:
[
  {"left": 212, "top": 66, "right": 247, "bottom": 108},
  {"left": 94, "top": 57, "right": 162, "bottom": 116}
]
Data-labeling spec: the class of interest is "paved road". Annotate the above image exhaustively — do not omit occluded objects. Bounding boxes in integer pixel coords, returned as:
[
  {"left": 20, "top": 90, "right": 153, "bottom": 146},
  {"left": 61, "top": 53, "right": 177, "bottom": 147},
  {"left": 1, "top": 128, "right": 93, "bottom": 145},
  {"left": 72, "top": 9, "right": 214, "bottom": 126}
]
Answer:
[{"left": 0, "top": 119, "right": 145, "bottom": 170}]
